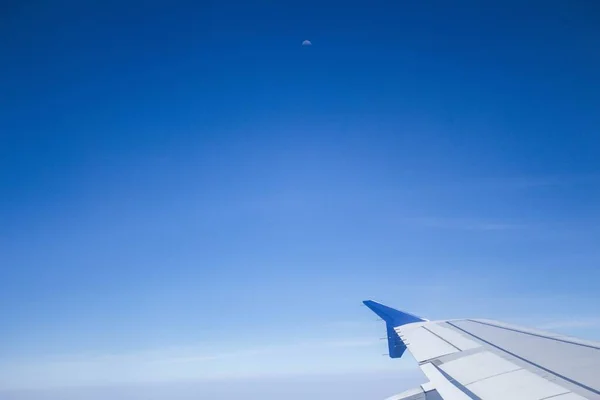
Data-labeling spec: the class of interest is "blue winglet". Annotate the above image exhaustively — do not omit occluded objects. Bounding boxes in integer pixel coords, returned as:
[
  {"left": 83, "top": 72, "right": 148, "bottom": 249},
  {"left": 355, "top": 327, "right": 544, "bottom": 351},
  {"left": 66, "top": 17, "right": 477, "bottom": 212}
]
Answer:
[{"left": 363, "top": 300, "right": 426, "bottom": 359}]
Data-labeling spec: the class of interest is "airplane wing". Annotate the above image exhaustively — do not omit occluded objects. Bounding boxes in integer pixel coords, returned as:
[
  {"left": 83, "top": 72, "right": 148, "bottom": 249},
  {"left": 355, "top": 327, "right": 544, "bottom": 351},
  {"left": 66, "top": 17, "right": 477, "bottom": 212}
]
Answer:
[{"left": 364, "top": 300, "right": 600, "bottom": 400}]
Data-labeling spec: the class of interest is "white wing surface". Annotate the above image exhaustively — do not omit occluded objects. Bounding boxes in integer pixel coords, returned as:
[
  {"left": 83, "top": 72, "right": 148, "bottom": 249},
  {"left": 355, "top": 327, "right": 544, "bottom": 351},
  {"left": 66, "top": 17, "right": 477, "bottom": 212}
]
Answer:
[{"left": 364, "top": 300, "right": 600, "bottom": 400}]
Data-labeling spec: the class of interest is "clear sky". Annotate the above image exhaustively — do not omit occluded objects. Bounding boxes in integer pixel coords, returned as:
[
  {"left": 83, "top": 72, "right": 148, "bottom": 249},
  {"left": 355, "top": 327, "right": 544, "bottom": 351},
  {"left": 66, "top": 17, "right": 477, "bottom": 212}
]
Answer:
[{"left": 1, "top": 1, "right": 599, "bottom": 399}]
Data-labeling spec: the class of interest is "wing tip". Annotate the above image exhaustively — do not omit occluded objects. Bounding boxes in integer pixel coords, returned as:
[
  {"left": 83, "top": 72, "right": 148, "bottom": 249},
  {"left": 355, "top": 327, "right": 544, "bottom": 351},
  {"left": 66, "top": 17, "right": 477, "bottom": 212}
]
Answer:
[{"left": 362, "top": 299, "right": 426, "bottom": 326}]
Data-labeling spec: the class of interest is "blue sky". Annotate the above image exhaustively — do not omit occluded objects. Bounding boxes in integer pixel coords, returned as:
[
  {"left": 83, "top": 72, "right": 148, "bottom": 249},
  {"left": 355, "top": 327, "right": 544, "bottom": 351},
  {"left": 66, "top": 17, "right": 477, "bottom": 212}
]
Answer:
[{"left": 1, "top": 1, "right": 599, "bottom": 398}]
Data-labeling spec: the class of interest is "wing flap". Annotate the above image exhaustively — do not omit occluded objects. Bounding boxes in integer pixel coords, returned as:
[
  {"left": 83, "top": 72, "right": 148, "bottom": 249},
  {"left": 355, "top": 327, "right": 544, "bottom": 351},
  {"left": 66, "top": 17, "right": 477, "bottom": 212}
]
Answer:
[
  {"left": 465, "top": 368, "right": 571, "bottom": 400},
  {"left": 420, "top": 363, "right": 473, "bottom": 400},
  {"left": 397, "top": 325, "right": 461, "bottom": 362},
  {"left": 439, "top": 351, "right": 521, "bottom": 385},
  {"left": 424, "top": 323, "right": 481, "bottom": 351}
]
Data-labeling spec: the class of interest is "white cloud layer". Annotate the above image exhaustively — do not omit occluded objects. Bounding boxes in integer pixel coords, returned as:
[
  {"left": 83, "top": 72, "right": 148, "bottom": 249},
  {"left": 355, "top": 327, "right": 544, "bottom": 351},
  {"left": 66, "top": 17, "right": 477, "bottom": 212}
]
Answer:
[
  {"left": 0, "top": 337, "right": 413, "bottom": 391},
  {"left": 0, "top": 371, "right": 425, "bottom": 400}
]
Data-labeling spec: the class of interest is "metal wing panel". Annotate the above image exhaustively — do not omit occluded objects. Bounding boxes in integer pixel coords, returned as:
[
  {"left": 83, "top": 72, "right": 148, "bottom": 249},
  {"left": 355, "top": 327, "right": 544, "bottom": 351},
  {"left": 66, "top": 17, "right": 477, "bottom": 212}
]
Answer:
[
  {"left": 397, "top": 324, "right": 461, "bottom": 362},
  {"left": 439, "top": 351, "right": 521, "bottom": 385},
  {"left": 465, "top": 368, "right": 573, "bottom": 400},
  {"left": 363, "top": 301, "right": 600, "bottom": 400},
  {"left": 449, "top": 319, "right": 600, "bottom": 397},
  {"left": 473, "top": 319, "right": 600, "bottom": 348},
  {"left": 424, "top": 323, "right": 481, "bottom": 351},
  {"left": 420, "top": 363, "right": 473, "bottom": 400},
  {"left": 552, "top": 394, "right": 592, "bottom": 400}
]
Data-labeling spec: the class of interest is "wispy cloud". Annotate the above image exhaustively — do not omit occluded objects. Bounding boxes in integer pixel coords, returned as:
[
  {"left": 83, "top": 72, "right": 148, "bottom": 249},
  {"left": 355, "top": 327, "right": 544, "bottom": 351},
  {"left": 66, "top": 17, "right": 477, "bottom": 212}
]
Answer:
[
  {"left": 0, "top": 337, "right": 400, "bottom": 391},
  {"left": 0, "top": 370, "right": 425, "bottom": 400},
  {"left": 492, "top": 174, "right": 600, "bottom": 189},
  {"left": 145, "top": 339, "right": 378, "bottom": 365},
  {"left": 418, "top": 173, "right": 600, "bottom": 191},
  {"left": 535, "top": 318, "right": 600, "bottom": 331},
  {"left": 407, "top": 217, "right": 526, "bottom": 231},
  {"left": 325, "top": 320, "right": 373, "bottom": 329}
]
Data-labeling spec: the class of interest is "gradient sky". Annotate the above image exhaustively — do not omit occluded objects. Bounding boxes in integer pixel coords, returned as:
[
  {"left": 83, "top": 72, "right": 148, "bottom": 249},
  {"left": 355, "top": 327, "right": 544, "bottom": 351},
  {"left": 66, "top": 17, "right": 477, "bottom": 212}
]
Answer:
[{"left": 1, "top": 1, "right": 600, "bottom": 399}]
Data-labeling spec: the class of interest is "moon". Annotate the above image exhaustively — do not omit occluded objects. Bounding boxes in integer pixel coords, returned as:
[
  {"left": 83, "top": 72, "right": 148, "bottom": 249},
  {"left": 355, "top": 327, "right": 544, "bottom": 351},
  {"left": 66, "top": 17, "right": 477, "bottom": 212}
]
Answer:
[{"left": 302, "top": 40, "right": 312, "bottom": 46}]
